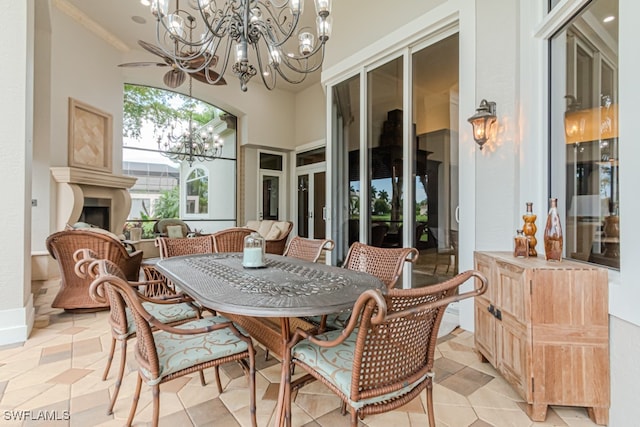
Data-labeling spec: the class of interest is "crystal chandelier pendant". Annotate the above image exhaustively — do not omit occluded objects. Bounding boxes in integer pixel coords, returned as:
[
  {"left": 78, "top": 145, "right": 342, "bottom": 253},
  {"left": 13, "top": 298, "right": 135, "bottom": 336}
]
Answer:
[
  {"left": 147, "top": 0, "right": 332, "bottom": 91},
  {"left": 157, "top": 76, "right": 224, "bottom": 165}
]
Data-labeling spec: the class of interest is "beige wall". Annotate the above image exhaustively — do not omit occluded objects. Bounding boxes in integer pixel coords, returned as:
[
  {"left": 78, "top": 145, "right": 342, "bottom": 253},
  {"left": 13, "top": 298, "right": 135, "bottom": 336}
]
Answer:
[
  {"left": 323, "top": 0, "right": 447, "bottom": 70},
  {"left": 294, "top": 84, "right": 326, "bottom": 146},
  {"left": 0, "top": 0, "right": 34, "bottom": 343}
]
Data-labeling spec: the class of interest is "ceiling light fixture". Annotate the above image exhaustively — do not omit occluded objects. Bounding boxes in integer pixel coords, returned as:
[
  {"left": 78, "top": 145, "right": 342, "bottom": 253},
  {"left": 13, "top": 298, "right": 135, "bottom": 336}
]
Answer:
[
  {"left": 603, "top": 15, "right": 615, "bottom": 23},
  {"left": 147, "top": 0, "right": 332, "bottom": 92},
  {"left": 157, "top": 76, "right": 224, "bottom": 166}
]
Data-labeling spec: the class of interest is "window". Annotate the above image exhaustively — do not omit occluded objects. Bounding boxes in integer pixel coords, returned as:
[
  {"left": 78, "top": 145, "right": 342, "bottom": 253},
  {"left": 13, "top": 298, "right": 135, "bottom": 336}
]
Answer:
[
  {"left": 185, "top": 167, "right": 208, "bottom": 215},
  {"left": 122, "top": 84, "right": 237, "bottom": 235},
  {"left": 550, "top": 0, "right": 619, "bottom": 269}
]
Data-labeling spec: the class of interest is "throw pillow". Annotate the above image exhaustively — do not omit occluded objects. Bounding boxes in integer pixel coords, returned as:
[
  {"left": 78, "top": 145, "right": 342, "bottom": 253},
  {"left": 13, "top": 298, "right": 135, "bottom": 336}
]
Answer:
[{"left": 166, "top": 225, "right": 184, "bottom": 238}]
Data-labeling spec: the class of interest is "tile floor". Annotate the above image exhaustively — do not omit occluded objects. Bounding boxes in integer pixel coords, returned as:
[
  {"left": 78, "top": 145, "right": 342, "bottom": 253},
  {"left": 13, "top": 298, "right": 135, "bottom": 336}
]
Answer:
[{"left": 0, "top": 279, "right": 602, "bottom": 427}]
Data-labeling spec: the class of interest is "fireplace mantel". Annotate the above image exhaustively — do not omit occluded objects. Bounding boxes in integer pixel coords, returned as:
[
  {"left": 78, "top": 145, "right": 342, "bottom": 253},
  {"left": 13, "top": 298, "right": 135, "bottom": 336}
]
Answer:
[{"left": 51, "top": 167, "right": 137, "bottom": 233}]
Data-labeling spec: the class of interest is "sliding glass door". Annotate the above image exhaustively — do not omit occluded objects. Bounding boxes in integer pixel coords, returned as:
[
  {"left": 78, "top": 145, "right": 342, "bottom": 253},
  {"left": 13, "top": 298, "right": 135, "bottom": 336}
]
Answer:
[{"left": 330, "top": 33, "right": 459, "bottom": 287}]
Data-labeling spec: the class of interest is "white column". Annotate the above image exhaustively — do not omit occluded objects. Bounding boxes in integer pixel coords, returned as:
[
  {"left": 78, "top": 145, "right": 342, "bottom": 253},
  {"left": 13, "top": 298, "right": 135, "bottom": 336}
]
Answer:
[{"left": 0, "top": 0, "right": 35, "bottom": 344}]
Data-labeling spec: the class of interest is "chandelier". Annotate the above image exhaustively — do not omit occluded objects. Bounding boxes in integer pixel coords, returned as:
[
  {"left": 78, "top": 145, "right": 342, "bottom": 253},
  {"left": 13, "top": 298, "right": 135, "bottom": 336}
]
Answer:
[
  {"left": 147, "top": 0, "right": 332, "bottom": 91},
  {"left": 157, "top": 76, "right": 224, "bottom": 165}
]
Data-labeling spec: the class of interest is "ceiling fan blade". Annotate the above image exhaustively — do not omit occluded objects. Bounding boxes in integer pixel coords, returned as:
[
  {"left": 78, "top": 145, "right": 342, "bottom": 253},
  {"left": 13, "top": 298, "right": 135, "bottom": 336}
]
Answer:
[
  {"left": 191, "top": 68, "right": 227, "bottom": 86},
  {"left": 163, "top": 69, "right": 186, "bottom": 88},
  {"left": 138, "top": 40, "right": 171, "bottom": 61},
  {"left": 118, "top": 62, "right": 168, "bottom": 68}
]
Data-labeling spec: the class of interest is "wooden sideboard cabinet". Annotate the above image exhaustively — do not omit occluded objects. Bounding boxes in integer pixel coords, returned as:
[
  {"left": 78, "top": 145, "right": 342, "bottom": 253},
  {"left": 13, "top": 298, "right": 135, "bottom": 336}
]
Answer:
[{"left": 474, "top": 251, "right": 609, "bottom": 425}]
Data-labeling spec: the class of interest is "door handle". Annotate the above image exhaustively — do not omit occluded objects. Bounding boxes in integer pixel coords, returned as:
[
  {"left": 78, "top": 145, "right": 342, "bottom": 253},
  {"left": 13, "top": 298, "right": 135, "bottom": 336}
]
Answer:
[
  {"left": 322, "top": 207, "right": 327, "bottom": 220},
  {"left": 455, "top": 206, "right": 460, "bottom": 224}
]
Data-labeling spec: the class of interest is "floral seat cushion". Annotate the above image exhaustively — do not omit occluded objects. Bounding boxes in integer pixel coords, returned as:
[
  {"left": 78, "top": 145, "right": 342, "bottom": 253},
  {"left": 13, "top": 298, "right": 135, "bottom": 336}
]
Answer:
[
  {"left": 140, "top": 316, "right": 249, "bottom": 384},
  {"left": 292, "top": 329, "right": 429, "bottom": 409}
]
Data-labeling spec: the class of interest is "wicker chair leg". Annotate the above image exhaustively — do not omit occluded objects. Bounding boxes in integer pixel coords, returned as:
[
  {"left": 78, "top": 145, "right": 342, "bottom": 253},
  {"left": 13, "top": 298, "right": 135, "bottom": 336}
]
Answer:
[
  {"left": 264, "top": 349, "right": 270, "bottom": 361},
  {"left": 126, "top": 374, "right": 143, "bottom": 427},
  {"left": 107, "top": 339, "right": 128, "bottom": 415},
  {"left": 152, "top": 384, "right": 160, "bottom": 427},
  {"left": 426, "top": 380, "right": 435, "bottom": 427},
  {"left": 340, "top": 401, "right": 347, "bottom": 415},
  {"left": 199, "top": 370, "right": 207, "bottom": 387},
  {"left": 214, "top": 366, "right": 222, "bottom": 393},
  {"left": 350, "top": 408, "right": 358, "bottom": 427},
  {"left": 102, "top": 337, "right": 116, "bottom": 381}
]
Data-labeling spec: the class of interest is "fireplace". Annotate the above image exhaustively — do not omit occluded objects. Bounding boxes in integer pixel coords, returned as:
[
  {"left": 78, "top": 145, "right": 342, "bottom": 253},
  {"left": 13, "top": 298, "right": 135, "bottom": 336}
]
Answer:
[
  {"left": 80, "top": 199, "right": 111, "bottom": 230},
  {"left": 51, "top": 167, "right": 137, "bottom": 233}
]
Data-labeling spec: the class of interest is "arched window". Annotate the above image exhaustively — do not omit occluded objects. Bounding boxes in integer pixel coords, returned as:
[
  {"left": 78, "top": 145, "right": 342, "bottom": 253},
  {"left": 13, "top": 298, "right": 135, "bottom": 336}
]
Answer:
[
  {"left": 122, "top": 84, "right": 237, "bottom": 236},
  {"left": 185, "top": 167, "right": 208, "bottom": 215}
]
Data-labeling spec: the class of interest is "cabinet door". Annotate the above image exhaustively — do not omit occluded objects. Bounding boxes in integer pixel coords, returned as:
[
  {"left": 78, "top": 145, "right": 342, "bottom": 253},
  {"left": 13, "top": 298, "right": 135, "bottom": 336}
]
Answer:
[
  {"left": 530, "top": 268, "right": 610, "bottom": 407},
  {"left": 474, "top": 253, "right": 496, "bottom": 364},
  {"left": 495, "top": 260, "right": 532, "bottom": 400}
]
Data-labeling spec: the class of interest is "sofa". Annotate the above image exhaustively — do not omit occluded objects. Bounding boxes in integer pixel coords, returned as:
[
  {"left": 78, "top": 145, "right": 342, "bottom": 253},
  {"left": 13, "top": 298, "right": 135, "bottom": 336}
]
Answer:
[{"left": 245, "top": 220, "right": 293, "bottom": 255}]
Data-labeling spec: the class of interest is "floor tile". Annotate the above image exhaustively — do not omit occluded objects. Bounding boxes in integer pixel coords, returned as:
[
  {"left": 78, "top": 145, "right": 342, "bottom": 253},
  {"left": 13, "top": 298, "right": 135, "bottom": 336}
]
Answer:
[
  {"left": 0, "top": 278, "right": 604, "bottom": 427},
  {"left": 47, "top": 368, "right": 93, "bottom": 385},
  {"left": 438, "top": 366, "right": 494, "bottom": 397}
]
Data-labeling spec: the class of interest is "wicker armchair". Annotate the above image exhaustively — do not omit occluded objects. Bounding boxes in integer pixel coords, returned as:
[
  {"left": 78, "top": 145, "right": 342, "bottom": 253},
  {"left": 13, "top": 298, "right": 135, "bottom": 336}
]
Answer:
[
  {"left": 46, "top": 229, "right": 143, "bottom": 311},
  {"left": 74, "top": 249, "right": 201, "bottom": 415},
  {"left": 265, "top": 221, "right": 293, "bottom": 254},
  {"left": 283, "top": 236, "right": 335, "bottom": 263},
  {"left": 314, "top": 242, "right": 419, "bottom": 331},
  {"left": 285, "top": 270, "right": 488, "bottom": 427},
  {"left": 89, "top": 259, "right": 257, "bottom": 427},
  {"left": 212, "top": 227, "right": 252, "bottom": 252},
  {"left": 153, "top": 218, "right": 192, "bottom": 238}
]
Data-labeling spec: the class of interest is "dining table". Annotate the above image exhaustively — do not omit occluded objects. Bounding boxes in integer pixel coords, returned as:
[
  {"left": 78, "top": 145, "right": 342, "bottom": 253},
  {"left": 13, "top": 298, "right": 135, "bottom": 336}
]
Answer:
[{"left": 154, "top": 251, "right": 386, "bottom": 427}]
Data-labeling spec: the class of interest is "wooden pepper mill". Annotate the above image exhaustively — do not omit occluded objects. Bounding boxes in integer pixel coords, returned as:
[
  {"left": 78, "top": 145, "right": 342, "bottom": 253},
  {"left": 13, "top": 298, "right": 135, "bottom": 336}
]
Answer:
[{"left": 522, "top": 202, "right": 537, "bottom": 257}]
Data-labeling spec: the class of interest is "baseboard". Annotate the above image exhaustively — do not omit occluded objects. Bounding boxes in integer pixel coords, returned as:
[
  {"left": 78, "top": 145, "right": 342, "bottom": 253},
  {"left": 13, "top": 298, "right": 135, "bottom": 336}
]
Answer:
[
  {"left": 31, "top": 251, "right": 58, "bottom": 281},
  {"left": 0, "top": 294, "right": 35, "bottom": 346}
]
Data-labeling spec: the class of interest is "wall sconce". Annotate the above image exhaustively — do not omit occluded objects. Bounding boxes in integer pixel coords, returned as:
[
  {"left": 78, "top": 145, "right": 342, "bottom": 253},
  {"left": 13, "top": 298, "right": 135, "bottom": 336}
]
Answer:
[{"left": 468, "top": 99, "right": 497, "bottom": 149}]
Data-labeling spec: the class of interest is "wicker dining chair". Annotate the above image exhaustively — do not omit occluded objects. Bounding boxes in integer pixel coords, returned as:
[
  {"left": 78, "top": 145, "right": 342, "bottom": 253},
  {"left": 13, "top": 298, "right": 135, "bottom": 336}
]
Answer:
[
  {"left": 343, "top": 242, "right": 419, "bottom": 289},
  {"left": 74, "top": 249, "right": 202, "bottom": 416},
  {"left": 283, "top": 236, "right": 335, "bottom": 263},
  {"left": 212, "top": 227, "right": 252, "bottom": 252},
  {"left": 156, "top": 235, "right": 216, "bottom": 259},
  {"left": 89, "top": 259, "right": 257, "bottom": 427},
  {"left": 314, "top": 242, "right": 419, "bottom": 331},
  {"left": 46, "top": 229, "right": 143, "bottom": 311},
  {"left": 285, "top": 270, "right": 488, "bottom": 427}
]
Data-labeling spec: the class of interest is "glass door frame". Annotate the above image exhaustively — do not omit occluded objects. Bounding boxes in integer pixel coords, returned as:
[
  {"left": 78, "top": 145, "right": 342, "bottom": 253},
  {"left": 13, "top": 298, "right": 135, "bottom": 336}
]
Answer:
[
  {"left": 257, "top": 149, "right": 286, "bottom": 221},
  {"left": 327, "top": 27, "right": 460, "bottom": 289},
  {"left": 295, "top": 162, "right": 327, "bottom": 240}
]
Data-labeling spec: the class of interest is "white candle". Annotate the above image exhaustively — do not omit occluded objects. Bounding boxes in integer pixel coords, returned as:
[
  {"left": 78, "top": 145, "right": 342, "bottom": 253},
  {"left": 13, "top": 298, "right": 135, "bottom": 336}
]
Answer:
[{"left": 243, "top": 247, "right": 264, "bottom": 267}]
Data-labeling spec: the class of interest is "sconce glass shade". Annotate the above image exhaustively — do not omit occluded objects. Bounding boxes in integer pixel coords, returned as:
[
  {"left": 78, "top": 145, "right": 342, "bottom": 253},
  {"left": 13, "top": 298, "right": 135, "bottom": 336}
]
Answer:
[{"left": 468, "top": 99, "right": 497, "bottom": 149}]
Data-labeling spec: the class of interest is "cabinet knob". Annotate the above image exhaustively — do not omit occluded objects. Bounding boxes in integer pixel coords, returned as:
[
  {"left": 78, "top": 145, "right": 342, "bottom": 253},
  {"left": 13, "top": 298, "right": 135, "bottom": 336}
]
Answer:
[{"left": 488, "top": 304, "right": 495, "bottom": 315}]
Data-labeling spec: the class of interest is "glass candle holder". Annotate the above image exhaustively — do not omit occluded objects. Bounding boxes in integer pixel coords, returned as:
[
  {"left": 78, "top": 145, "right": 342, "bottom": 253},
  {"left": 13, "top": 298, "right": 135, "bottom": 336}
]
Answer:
[{"left": 243, "top": 232, "right": 266, "bottom": 268}]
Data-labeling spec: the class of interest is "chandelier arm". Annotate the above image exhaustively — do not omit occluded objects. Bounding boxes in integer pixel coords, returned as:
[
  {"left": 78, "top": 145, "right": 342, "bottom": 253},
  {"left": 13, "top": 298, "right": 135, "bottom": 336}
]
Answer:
[
  {"left": 278, "top": 45, "right": 325, "bottom": 75},
  {"left": 253, "top": 41, "right": 277, "bottom": 90},
  {"left": 195, "top": 1, "right": 235, "bottom": 39},
  {"left": 211, "top": 33, "right": 235, "bottom": 82},
  {"left": 252, "top": 3, "right": 301, "bottom": 47}
]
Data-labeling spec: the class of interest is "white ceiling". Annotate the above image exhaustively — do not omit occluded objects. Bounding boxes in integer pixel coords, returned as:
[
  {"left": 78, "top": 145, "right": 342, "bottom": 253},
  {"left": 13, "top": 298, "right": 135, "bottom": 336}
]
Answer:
[{"left": 62, "top": 0, "right": 322, "bottom": 92}]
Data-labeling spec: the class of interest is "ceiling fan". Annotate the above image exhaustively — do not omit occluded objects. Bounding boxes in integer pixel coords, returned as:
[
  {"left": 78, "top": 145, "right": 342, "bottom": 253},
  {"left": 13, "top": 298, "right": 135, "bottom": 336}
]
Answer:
[{"left": 118, "top": 40, "right": 226, "bottom": 89}]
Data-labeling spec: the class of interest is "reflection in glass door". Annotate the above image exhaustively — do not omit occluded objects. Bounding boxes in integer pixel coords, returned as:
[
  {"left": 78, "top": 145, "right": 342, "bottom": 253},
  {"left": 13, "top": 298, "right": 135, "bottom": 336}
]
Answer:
[
  {"left": 297, "top": 170, "right": 326, "bottom": 239},
  {"left": 260, "top": 174, "right": 281, "bottom": 220},
  {"left": 412, "top": 34, "right": 459, "bottom": 285}
]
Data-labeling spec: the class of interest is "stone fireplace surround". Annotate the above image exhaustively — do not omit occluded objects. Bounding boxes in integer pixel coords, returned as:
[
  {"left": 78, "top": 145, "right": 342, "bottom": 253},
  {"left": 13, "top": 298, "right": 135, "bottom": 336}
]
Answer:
[{"left": 50, "top": 167, "right": 136, "bottom": 234}]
